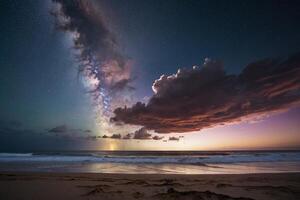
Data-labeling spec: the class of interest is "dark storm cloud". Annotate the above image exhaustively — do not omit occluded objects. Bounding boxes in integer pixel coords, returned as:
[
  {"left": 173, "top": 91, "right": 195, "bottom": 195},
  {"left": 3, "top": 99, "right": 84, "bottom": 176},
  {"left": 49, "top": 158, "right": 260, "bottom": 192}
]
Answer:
[
  {"left": 133, "top": 127, "right": 152, "bottom": 140},
  {"left": 51, "top": 0, "right": 132, "bottom": 91},
  {"left": 111, "top": 54, "right": 300, "bottom": 133}
]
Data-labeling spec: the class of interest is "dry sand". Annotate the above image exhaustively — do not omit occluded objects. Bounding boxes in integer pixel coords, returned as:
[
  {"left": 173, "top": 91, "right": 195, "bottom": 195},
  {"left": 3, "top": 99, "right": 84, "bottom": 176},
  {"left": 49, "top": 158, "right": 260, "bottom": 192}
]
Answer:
[{"left": 0, "top": 173, "right": 299, "bottom": 200}]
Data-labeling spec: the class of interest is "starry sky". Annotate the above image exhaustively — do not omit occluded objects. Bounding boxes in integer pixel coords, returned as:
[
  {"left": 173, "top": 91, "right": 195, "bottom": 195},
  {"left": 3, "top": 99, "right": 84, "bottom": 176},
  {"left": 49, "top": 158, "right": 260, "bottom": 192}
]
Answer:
[{"left": 0, "top": 0, "right": 300, "bottom": 151}]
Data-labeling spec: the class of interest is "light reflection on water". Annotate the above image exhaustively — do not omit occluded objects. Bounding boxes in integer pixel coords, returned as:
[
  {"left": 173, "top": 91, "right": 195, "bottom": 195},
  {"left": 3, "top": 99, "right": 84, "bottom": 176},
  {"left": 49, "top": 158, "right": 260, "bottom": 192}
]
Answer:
[{"left": 1, "top": 161, "right": 300, "bottom": 174}]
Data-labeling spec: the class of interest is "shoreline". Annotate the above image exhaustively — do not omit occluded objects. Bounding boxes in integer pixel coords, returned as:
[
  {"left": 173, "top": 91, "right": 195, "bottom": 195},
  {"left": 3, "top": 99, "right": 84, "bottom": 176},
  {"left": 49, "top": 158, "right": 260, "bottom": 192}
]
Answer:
[
  {"left": 1, "top": 172, "right": 299, "bottom": 200},
  {"left": 1, "top": 171, "right": 300, "bottom": 175}
]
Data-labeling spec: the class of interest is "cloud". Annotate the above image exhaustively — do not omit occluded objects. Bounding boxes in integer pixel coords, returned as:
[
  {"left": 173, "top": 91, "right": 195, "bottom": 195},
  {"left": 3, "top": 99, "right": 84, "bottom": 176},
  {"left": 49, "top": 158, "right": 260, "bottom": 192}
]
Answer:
[
  {"left": 110, "top": 134, "right": 122, "bottom": 139},
  {"left": 0, "top": 121, "right": 100, "bottom": 151},
  {"left": 169, "top": 136, "right": 180, "bottom": 141},
  {"left": 48, "top": 125, "right": 68, "bottom": 133},
  {"left": 85, "top": 135, "right": 98, "bottom": 141},
  {"left": 48, "top": 125, "right": 95, "bottom": 141},
  {"left": 99, "top": 132, "right": 164, "bottom": 141},
  {"left": 111, "top": 54, "right": 300, "bottom": 133},
  {"left": 152, "top": 135, "right": 164, "bottom": 140},
  {"left": 133, "top": 127, "right": 152, "bottom": 140},
  {"left": 122, "top": 133, "right": 132, "bottom": 139},
  {"left": 0, "top": 127, "right": 94, "bottom": 152}
]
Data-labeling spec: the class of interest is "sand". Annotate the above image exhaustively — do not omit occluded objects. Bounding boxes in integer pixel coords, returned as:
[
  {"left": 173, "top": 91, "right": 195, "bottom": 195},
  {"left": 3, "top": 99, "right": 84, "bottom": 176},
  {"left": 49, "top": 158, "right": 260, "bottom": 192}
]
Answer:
[{"left": 0, "top": 173, "right": 300, "bottom": 200}]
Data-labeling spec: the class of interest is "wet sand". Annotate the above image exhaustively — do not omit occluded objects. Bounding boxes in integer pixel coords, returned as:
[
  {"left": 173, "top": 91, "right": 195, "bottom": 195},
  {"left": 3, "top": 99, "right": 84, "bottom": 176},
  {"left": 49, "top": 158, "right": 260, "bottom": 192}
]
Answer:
[{"left": 0, "top": 173, "right": 299, "bottom": 200}]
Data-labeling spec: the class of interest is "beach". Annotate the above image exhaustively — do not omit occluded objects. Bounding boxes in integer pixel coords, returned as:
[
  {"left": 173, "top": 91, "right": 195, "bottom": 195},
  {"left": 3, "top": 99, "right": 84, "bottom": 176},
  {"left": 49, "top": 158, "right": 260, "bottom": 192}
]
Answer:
[
  {"left": 1, "top": 151, "right": 300, "bottom": 199},
  {"left": 0, "top": 172, "right": 299, "bottom": 200},
  {"left": 1, "top": 1, "right": 300, "bottom": 200}
]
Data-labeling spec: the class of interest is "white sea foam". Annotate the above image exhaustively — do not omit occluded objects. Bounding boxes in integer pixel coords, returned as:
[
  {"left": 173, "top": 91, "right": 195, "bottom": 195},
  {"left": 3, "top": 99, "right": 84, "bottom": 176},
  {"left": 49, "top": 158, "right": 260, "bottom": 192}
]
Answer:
[{"left": 0, "top": 152, "right": 300, "bottom": 164}]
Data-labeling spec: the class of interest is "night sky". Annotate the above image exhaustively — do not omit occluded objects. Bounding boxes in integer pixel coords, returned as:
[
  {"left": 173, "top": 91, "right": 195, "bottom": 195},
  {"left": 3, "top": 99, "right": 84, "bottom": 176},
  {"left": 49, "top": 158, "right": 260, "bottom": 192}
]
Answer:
[{"left": 0, "top": 0, "right": 300, "bottom": 151}]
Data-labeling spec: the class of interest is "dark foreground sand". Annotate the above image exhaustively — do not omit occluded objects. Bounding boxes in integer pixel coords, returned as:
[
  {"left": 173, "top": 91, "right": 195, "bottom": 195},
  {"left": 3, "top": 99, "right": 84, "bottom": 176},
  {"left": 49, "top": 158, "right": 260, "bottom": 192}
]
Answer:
[{"left": 0, "top": 173, "right": 300, "bottom": 200}]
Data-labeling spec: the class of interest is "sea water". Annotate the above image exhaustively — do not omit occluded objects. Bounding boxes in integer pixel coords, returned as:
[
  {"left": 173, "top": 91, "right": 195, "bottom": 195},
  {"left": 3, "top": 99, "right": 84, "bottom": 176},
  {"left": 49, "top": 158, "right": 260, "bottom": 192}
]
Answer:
[{"left": 0, "top": 150, "right": 299, "bottom": 174}]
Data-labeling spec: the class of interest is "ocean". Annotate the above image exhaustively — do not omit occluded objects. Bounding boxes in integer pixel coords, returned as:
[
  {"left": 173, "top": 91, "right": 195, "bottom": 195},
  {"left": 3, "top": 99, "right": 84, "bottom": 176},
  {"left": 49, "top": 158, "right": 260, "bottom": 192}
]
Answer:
[{"left": 0, "top": 150, "right": 299, "bottom": 174}]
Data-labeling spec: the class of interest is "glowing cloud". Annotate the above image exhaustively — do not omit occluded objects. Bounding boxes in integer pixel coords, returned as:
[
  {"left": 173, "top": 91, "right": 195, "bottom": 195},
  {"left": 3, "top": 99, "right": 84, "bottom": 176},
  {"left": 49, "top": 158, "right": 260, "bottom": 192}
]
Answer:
[{"left": 112, "top": 54, "right": 300, "bottom": 133}]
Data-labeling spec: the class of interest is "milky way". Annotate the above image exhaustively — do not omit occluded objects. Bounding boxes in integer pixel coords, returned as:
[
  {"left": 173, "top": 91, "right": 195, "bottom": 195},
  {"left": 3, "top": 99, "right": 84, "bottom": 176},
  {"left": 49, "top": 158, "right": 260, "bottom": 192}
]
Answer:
[{"left": 51, "top": 0, "right": 134, "bottom": 134}]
